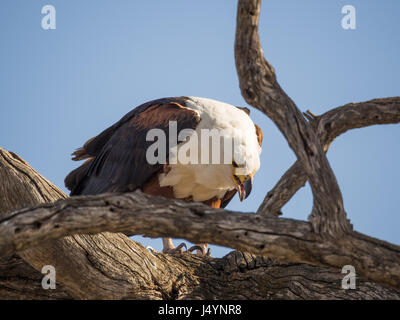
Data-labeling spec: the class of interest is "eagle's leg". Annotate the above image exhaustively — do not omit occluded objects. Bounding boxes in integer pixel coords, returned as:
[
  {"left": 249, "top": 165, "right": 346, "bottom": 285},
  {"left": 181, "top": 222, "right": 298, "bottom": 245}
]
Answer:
[
  {"left": 161, "top": 238, "right": 209, "bottom": 256},
  {"left": 162, "top": 237, "right": 187, "bottom": 254}
]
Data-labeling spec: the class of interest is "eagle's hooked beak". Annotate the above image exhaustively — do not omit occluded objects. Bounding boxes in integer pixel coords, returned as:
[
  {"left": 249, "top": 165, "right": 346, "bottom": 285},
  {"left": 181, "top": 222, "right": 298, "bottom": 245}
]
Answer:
[
  {"left": 236, "top": 177, "right": 253, "bottom": 202},
  {"left": 232, "top": 161, "right": 253, "bottom": 202}
]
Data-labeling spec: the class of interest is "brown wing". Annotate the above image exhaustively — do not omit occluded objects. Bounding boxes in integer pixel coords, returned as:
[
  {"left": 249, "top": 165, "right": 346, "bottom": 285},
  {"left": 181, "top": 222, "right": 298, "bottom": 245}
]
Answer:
[{"left": 65, "top": 97, "right": 200, "bottom": 195}]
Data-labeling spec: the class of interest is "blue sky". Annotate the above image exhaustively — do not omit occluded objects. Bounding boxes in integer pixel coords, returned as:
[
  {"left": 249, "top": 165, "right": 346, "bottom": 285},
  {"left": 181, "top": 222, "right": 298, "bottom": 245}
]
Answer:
[{"left": 1, "top": 1, "right": 399, "bottom": 258}]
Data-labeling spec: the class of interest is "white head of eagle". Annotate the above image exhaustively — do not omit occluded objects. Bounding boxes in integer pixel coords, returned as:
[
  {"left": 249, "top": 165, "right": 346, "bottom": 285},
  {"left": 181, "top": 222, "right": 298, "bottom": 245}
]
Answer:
[{"left": 65, "top": 96, "right": 262, "bottom": 254}]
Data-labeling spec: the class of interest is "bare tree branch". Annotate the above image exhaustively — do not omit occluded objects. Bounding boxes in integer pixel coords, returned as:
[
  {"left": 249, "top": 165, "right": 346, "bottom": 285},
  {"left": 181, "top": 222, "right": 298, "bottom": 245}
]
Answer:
[
  {"left": 258, "top": 97, "right": 400, "bottom": 216},
  {"left": 2, "top": 148, "right": 398, "bottom": 299},
  {"left": 234, "top": 0, "right": 351, "bottom": 237},
  {"left": 1, "top": 147, "right": 399, "bottom": 290}
]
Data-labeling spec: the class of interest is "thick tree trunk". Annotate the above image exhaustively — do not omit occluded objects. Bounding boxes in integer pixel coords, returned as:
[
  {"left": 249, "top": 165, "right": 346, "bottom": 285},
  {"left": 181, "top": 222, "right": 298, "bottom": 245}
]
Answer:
[{"left": 0, "top": 149, "right": 399, "bottom": 299}]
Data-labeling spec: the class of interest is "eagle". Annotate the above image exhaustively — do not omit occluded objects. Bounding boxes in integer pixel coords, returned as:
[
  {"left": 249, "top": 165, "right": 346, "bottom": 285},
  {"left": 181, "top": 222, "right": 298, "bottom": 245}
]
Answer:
[{"left": 65, "top": 96, "right": 262, "bottom": 255}]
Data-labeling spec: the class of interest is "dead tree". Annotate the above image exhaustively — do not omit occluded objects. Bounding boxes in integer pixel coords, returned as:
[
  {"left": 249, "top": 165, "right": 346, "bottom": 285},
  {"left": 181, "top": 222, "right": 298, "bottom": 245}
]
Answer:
[{"left": 0, "top": 0, "right": 399, "bottom": 299}]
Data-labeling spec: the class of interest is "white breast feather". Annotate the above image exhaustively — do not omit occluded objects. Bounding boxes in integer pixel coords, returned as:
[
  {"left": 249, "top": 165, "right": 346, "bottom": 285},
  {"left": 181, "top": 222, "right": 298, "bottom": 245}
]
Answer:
[{"left": 158, "top": 97, "right": 261, "bottom": 202}]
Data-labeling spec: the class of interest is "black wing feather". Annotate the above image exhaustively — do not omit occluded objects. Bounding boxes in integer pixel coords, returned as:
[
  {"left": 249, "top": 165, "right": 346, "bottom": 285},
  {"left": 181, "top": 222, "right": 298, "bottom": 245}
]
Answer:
[{"left": 66, "top": 97, "right": 200, "bottom": 196}]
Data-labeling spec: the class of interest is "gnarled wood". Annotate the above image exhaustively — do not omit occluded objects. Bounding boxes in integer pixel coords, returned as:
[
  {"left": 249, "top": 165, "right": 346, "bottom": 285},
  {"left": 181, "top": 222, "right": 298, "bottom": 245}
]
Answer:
[
  {"left": 234, "top": 0, "right": 351, "bottom": 237},
  {"left": 0, "top": 254, "right": 71, "bottom": 299},
  {"left": 257, "top": 97, "right": 400, "bottom": 216},
  {"left": 0, "top": 148, "right": 399, "bottom": 299},
  {"left": 0, "top": 150, "right": 71, "bottom": 299},
  {"left": 1, "top": 148, "right": 400, "bottom": 290}
]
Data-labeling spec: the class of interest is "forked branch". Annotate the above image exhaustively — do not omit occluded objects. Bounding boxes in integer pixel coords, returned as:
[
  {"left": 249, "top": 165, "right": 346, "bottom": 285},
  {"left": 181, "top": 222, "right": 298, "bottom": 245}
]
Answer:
[
  {"left": 234, "top": 0, "right": 351, "bottom": 237},
  {"left": 258, "top": 97, "right": 400, "bottom": 216}
]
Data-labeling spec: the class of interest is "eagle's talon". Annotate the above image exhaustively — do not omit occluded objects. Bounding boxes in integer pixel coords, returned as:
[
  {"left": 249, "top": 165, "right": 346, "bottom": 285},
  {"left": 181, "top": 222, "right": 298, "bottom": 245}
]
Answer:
[
  {"left": 188, "top": 245, "right": 204, "bottom": 255},
  {"left": 145, "top": 245, "right": 155, "bottom": 252},
  {"left": 163, "top": 242, "right": 187, "bottom": 254}
]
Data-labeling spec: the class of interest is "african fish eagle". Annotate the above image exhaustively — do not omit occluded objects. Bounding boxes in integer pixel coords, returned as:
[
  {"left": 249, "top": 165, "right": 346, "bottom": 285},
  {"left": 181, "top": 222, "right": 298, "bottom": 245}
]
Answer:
[{"left": 65, "top": 96, "right": 262, "bottom": 255}]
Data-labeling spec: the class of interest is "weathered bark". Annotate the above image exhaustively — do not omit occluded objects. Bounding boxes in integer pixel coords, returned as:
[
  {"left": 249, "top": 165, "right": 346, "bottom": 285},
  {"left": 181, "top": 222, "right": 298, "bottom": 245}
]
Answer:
[
  {"left": 0, "top": 148, "right": 399, "bottom": 299},
  {"left": 235, "top": 0, "right": 351, "bottom": 237},
  {"left": 1, "top": 146, "right": 400, "bottom": 290},
  {"left": 0, "top": 151, "right": 71, "bottom": 299},
  {"left": 0, "top": 254, "right": 71, "bottom": 299},
  {"left": 258, "top": 97, "right": 400, "bottom": 216}
]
